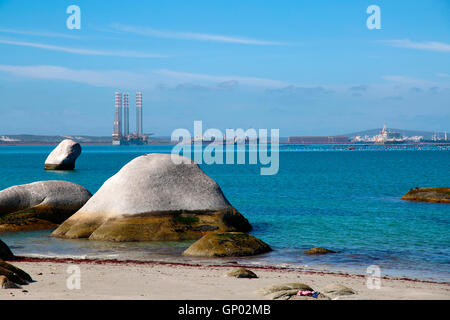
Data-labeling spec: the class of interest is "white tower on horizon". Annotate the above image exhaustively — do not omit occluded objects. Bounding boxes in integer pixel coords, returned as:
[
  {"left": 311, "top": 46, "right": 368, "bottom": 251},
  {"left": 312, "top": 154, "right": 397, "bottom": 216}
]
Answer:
[
  {"left": 136, "top": 92, "right": 143, "bottom": 136},
  {"left": 113, "top": 92, "right": 122, "bottom": 140},
  {"left": 123, "top": 93, "right": 129, "bottom": 136}
]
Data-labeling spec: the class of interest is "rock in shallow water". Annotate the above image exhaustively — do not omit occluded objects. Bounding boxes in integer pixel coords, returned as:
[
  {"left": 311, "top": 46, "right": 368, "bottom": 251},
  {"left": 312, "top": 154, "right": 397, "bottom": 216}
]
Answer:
[
  {"left": 0, "top": 181, "right": 92, "bottom": 232},
  {"left": 183, "top": 232, "right": 271, "bottom": 257},
  {"left": 304, "top": 248, "right": 336, "bottom": 255},
  {"left": 52, "top": 154, "right": 252, "bottom": 241},
  {"left": 44, "top": 139, "right": 81, "bottom": 170},
  {"left": 401, "top": 187, "right": 450, "bottom": 203}
]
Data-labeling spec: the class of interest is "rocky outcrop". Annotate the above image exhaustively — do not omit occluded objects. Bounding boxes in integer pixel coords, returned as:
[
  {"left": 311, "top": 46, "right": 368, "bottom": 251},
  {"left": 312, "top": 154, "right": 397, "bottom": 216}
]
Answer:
[
  {"left": 0, "top": 239, "right": 14, "bottom": 260},
  {"left": 44, "top": 139, "right": 81, "bottom": 170},
  {"left": 304, "top": 248, "right": 336, "bottom": 255},
  {"left": 52, "top": 154, "right": 252, "bottom": 241},
  {"left": 223, "top": 268, "right": 258, "bottom": 278},
  {"left": 401, "top": 187, "right": 450, "bottom": 203},
  {"left": 0, "top": 260, "right": 32, "bottom": 288},
  {"left": 0, "top": 181, "right": 92, "bottom": 232},
  {"left": 182, "top": 232, "right": 271, "bottom": 257}
]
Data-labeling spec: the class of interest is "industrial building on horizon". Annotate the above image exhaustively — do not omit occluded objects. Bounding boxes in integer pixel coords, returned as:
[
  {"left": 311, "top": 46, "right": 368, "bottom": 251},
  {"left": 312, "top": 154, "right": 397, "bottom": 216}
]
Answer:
[
  {"left": 112, "top": 91, "right": 148, "bottom": 145},
  {"left": 288, "top": 136, "right": 349, "bottom": 144}
]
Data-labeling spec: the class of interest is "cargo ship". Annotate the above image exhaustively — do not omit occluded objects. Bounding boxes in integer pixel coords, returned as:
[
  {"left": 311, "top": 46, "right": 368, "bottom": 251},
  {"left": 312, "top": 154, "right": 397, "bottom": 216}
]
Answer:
[{"left": 374, "top": 124, "right": 405, "bottom": 144}]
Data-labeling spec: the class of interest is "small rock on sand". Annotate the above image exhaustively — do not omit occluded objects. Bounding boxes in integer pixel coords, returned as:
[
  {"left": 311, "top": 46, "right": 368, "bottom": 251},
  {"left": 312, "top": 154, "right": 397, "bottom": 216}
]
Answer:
[
  {"left": 321, "top": 283, "right": 356, "bottom": 297},
  {"left": 223, "top": 268, "right": 258, "bottom": 278}
]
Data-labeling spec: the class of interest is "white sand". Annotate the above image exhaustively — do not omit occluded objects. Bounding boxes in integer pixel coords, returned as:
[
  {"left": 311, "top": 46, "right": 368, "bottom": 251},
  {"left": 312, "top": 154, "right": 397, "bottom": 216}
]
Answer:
[{"left": 1, "top": 261, "right": 449, "bottom": 300}]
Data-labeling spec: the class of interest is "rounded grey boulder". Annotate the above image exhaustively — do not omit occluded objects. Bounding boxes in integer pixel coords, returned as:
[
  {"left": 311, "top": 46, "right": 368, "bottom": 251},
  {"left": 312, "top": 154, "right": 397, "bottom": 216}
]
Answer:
[
  {"left": 44, "top": 139, "right": 81, "bottom": 170},
  {"left": 0, "top": 180, "right": 92, "bottom": 232},
  {"left": 52, "top": 153, "right": 252, "bottom": 241}
]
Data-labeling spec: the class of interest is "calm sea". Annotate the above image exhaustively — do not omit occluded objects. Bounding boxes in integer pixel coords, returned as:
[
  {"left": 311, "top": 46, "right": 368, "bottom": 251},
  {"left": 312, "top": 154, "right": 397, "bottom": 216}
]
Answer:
[{"left": 0, "top": 144, "right": 449, "bottom": 282}]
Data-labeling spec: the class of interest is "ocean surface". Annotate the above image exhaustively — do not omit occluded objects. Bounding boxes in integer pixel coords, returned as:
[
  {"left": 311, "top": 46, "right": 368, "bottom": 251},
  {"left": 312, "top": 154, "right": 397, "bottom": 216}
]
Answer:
[{"left": 0, "top": 144, "right": 449, "bottom": 282}]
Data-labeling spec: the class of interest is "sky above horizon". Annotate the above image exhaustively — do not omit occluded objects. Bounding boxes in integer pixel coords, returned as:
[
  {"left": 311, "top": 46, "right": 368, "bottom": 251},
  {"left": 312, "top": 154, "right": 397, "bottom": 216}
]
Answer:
[{"left": 0, "top": 0, "right": 449, "bottom": 136}]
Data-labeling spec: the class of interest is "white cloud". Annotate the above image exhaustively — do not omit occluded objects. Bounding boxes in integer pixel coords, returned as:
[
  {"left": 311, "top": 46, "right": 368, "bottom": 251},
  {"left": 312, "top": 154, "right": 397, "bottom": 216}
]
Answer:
[
  {"left": 0, "top": 65, "right": 149, "bottom": 88},
  {"left": 0, "top": 38, "right": 167, "bottom": 58},
  {"left": 381, "top": 39, "right": 450, "bottom": 53},
  {"left": 110, "top": 23, "right": 288, "bottom": 46},
  {"left": 154, "top": 69, "right": 290, "bottom": 88},
  {"left": 382, "top": 75, "right": 430, "bottom": 85},
  {"left": 0, "top": 64, "right": 292, "bottom": 89},
  {"left": 0, "top": 27, "right": 79, "bottom": 39}
]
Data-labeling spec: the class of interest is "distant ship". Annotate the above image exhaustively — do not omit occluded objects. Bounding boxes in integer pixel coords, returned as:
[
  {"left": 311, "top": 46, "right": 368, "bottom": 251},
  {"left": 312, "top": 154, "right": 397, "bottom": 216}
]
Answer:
[{"left": 374, "top": 124, "right": 405, "bottom": 144}]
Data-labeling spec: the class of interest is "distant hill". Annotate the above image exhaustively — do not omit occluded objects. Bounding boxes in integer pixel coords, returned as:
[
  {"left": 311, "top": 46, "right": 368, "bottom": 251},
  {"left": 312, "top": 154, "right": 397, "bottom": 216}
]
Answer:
[
  {"left": 0, "top": 134, "right": 111, "bottom": 144},
  {"left": 0, "top": 134, "right": 173, "bottom": 145},
  {"left": 344, "top": 128, "right": 447, "bottom": 138}
]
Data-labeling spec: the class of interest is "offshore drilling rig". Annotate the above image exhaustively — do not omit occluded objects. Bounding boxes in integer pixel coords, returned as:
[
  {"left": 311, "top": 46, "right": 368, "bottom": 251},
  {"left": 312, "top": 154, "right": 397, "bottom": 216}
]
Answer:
[{"left": 112, "top": 91, "right": 148, "bottom": 145}]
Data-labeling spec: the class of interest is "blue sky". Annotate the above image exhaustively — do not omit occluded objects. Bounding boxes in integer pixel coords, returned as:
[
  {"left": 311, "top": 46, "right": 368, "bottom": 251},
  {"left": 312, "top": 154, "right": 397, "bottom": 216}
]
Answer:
[{"left": 0, "top": 0, "right": 449, "bottom": 136}]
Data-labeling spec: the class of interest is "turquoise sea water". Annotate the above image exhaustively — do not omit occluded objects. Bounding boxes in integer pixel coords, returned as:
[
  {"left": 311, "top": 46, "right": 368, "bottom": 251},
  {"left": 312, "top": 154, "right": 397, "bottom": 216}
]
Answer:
[{"left": 0, "top": 144, "right": 449, "bottom": 282}]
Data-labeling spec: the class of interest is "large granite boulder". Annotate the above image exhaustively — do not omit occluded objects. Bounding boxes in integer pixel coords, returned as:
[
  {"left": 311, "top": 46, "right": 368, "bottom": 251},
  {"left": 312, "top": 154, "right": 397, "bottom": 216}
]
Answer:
[
  {"left": 44, "top": 139, "right": 81, "bottom": 170},
  {"left": 401, "top": 187, "right": 450, "bottom": 203},
  {"left": 0, "top": 239, "right": 14, "bottom": 260},
  {"left": 182, "top": 232, "right": 271, "bottom": 257},
  {"left": 52, "top": 154, "right": 252, "bottom": 241},
  {"left": 0, "top": 181, "right": 92, "bottom": 232}
]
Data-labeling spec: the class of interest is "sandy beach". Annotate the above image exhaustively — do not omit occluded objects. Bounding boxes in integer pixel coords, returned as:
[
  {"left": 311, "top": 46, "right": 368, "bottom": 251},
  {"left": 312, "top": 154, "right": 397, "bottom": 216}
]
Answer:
[{"left": 1, "top": 258, "right": 449, "bottom": 300}]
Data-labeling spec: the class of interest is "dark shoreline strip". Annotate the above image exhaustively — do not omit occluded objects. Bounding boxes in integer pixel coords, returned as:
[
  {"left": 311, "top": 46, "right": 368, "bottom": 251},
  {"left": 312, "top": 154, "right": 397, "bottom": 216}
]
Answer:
[{"left": 13, "top": 256, "right": 449, "bottom": 286}]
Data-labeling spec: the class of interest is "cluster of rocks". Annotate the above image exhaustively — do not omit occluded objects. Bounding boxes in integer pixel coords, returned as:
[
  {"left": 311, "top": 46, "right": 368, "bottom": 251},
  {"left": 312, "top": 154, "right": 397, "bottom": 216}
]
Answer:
[
  {"left": 255, "top": 282, "right": 356, "bottom": 300},
  {"left": 1, "top": 149, "right": 271, "bottom": 257},
  {"left": 0, "top": 239, "right": 32, "bottom": 289}
]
